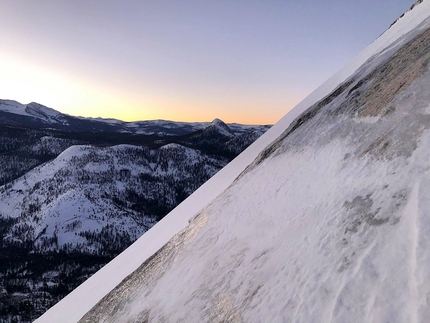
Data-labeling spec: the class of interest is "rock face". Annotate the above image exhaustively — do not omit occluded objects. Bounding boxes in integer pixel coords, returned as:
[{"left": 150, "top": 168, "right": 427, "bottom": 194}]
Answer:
[
  {"left": 37, "top": 1, "right": 430, "bottom": 322},
  {"left": 206, "top": 118, "right": 235, "bottom": 137}
]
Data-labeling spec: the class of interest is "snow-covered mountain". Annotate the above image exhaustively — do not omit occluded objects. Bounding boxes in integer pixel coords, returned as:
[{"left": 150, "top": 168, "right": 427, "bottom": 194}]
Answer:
[
  {"left": 204, "top": 118, "right": 235, "bottom": 137},
  {"left": 0, "top": 99, "right": 270, "bottom": 136},
  {"left": 0, "top": 100, "right": 65, "bottom": 122},
  {"left": 1, "top": 143, "right": 229, "bottom": 253},
  {"left": 37, "top": 1, "right": 430, "bottom": 322}
]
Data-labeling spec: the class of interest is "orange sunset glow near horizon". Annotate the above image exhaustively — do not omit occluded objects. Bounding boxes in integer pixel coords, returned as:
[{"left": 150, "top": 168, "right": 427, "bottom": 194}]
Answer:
[{"left": 0, "top": 1, "right": 414, "bottom": 125}]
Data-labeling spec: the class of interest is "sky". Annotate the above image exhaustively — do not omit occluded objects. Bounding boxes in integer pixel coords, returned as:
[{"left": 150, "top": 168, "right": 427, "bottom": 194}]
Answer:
[{"left": 0, "top": 0, "right": 416, "bottom": 124}]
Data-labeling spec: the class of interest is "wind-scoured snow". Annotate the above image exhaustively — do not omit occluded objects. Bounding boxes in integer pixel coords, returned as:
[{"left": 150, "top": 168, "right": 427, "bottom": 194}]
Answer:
[{"left": 36, "top": 1, "right": 430, "bottom": 322}]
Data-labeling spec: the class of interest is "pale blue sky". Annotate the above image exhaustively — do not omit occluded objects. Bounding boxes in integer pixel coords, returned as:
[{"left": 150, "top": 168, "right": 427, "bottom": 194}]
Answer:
[{"left": 0, "top": 1, "right": 415, "bottom": 123}]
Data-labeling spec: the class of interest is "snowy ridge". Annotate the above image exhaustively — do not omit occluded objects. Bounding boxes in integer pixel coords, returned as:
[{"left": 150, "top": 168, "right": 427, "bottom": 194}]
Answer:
[
  {"left": 0, "top": 100, "right": 28, "bottom": 116},
  {"left": 207, "top": 118, "right": 235, "bottom": 137},
  {"left": 390, "top": 0, "right": 424, "bottom": 28},
  {"left": 0, "top": 100, "right": 66, "bottom": 124},
  {"left": 36, "top": 1, "right": 430, "bottom": 322}
]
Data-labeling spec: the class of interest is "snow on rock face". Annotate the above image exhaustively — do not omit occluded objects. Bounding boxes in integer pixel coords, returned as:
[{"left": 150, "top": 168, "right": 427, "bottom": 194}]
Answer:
[
  {"left": 0, "top": 100, "right": 66, "bottom": 123},
  {"left": 36, "top": 1, "right": 430, "bottom": 323},
  {"left": 25, "top": 102, "right": 61, "bottom": 118},
  {"left": 24, "top": 102, "right": 70, "bottom": 125},
  {"left": 0, "top": 99, "right": 29, "bottom": 116},
  {"left": 390, "top": 0, "right": 425, "bottom": 28},
  {"left": 77, "top": 15, "right": 430, "bottom": 322},
  {"left": 202, "top": 118, "right": 235, "bottom": 137}
]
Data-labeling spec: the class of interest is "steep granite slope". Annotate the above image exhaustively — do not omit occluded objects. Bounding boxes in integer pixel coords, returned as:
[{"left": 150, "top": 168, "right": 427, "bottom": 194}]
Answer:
[{"left": 37, "top": 1, "right": 430, "bottom": 322}]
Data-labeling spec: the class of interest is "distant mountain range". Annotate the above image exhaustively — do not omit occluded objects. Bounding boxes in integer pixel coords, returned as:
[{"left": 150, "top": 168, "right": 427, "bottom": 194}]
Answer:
[
  {"left": 0, "top": 99, "right": 271, "bottom": 322},
  {"left": 0, "top": 99, "right": 269, "bottom": 135}
]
